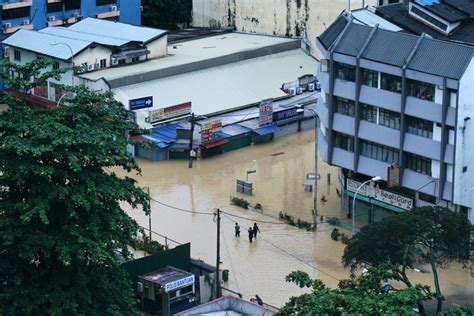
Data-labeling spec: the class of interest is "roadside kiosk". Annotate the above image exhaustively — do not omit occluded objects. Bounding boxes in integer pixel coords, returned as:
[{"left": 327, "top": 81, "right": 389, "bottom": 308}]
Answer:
[{"left": 138, "top": 266, "right": 196, "bottom": 315}]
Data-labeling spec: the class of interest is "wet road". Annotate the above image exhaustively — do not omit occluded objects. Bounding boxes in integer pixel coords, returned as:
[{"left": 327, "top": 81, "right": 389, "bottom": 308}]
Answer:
[{"left": 121, "top": 130, "right": 474, "bottom": 307}]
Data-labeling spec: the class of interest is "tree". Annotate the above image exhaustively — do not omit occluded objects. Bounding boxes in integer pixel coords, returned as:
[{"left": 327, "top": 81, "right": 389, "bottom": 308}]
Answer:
[
  {"left": 142, "top": 0, "right": 192, "bottom": 30},
  {"left": 343, "top": 206, "right": 471, "bottom": 313},
  {"left": 279, "top": 264, "right": 433, "bottom": 315},
  {"left": 0, "top": 59, "right": 150, "bottom": 315}
]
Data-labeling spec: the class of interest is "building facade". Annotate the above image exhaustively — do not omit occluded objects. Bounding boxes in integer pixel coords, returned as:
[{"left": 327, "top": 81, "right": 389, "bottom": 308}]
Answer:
[
  {"left": 191, "top": 0, "right": 401, "bottom": 58},
  {"left": 315, "top": 13, "right": 474, "bottom": 225},
  {"left": 0, "top": 0, "right": 141, "bottom": 36}
]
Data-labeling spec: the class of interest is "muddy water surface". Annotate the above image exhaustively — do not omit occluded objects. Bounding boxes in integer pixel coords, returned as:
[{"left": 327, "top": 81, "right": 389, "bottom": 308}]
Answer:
[{"left": 121, "top": 130, "right": 474, "bottom": 307}]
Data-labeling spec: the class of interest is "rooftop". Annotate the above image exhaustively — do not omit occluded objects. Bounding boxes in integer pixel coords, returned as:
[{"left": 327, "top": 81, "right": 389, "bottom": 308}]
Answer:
[
  {"left": 112, "top": 49, "right": 316, "bottom": 123},
  {"left": 318, "top": 13, "right": 474, "bottom": 80},
  {"left": 140, "top": 266, "right": 193, "bottom": 286},
  {"left": 176, "top": 295, "right": 277, "bottom": 315},
  {"left": 376, "top": 1, "right": 474, "bottom": 44},
  {"left": 79, "top": 33, "right": 300, "bottom": 83}
]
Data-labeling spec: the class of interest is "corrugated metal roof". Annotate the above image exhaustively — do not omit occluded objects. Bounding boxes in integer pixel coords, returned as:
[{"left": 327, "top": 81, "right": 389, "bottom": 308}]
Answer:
[
  {"left": 409, "top": 38, "right": 474, "bottom": 78},
  {"left": 39, "top": 27, "right": 129, "bottom": 47},
  {"left": 68, "top": 18, "right": 167, "bottom": 44},
  {"left": 319, "top": 15, "right": 348, "bottom": 49},
  {"left": 3, "top": 29, "right": 92, "bottom": 60},
  {"left": 336, "top": 23, "right": 372, "bottom": 56},
  {"left": 351, "top": 9, "right": 403, "bottom": 32},
  {"left": 319, "top": 17, "right": 474, "bottom": 79},
  {"left": 362, "top": 28, "right": 418, "bottom": 66}
]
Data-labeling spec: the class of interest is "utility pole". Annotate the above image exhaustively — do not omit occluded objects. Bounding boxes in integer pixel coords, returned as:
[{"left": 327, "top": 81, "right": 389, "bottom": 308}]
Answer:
[
  {"left": 146, "top": 187, "right": 152, "bottom": 240},
  {"left": 215, "top": 208, "right": 222, "bottom": 299},
  {"left": 188, "top": 113, "right": 195, "bottom": 168},
  {"left": 313, "top": 116, "right": 318, "bottom": 230}
]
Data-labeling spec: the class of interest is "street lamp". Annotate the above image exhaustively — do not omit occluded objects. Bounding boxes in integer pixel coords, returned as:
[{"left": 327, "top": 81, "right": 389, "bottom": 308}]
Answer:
[
  {"left": 56, "top": 91, "right": 74, "bottom": 107},
  {"left": 246, "top": 169, "right": 256, "bottom": 182},
  {"left": 352, "top": 176, "right": 382, "bottom": 234},
  {"left": 296, "top": 105, "right": 319, "bottom": 229},
  {"left": 50, "top": 41, "right": 74, "bottom": 87}
]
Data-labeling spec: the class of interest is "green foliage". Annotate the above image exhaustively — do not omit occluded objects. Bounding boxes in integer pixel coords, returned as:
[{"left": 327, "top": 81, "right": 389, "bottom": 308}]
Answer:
[
  {"left": 279, "top": 211, "right": 296, "bottom": 226},
  {"left": 142, "top": 0, "right": 192, "bottom": 30},
  {"left": 326, "top": 216, "right": 341, "bottom": 226},
  {"left": 340, "top": 233, "right": 350, "bottom": 245},
  {"left": 279, "top": 264, "right": 434, "bottom": 315},
  {"left": 255, "top": 203, "right": 262, "bottom": 210},
  {"left": 231, "top": 197, "right": 249, "bottom": 209},
  {"left": 296, "top": 218, "right": 312, "bottom": 231},
  {"left": 0, "top": 59, "right": 149, "bottom": 315},
  {"left": 135, "top": 229, "right": 166, "bottom": 254},
  {"left": 222, "top": 269, "right": 229, "bottom": 282},
  {"left": 342, "top": 206, "right": 472, "bottom": 313},
  {"left": 331, "top": 228, "right": 340, "bottom": 241}
]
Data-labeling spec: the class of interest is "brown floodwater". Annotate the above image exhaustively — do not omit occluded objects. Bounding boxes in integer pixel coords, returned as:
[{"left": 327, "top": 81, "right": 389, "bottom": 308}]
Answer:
[{"left": 120, "top": 129, "right": 474, "bottom": 307}]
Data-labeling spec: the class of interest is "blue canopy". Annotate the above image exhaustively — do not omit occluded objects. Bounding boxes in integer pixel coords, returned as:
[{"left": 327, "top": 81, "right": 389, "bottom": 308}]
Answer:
[{"left": 253, "top": 124, "right": 281, "bottom": 136}]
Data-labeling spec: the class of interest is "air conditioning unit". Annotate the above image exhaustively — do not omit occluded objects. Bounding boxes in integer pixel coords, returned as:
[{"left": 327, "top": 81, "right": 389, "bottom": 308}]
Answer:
[
  {"left": 110, "top": 5, "right": 118, "bottom": 12},
  {"left": 73, "top": 11, "right": 80, "bottom": 18},
  {"left": 3, "top": 47, "right": 9, "bottom": 58},
  {"left": 315, "top": 81, "right": 321, "bottom": 91},
  {"left": 87, "top": 63, "right": 94, "bottom": 71},
  {"left": 94, "top": 63, "right": 100, "bottom": 69},
  {"left": 48, "top": 16, "right": 56, "bottom": 22},
  {"left": 288, "top": 88, "right": 297, "bottom": 96},
  {"left": 296, "top": 87, "right": 303, "bottom": 95},
  {"left": 307, "top": 83, "right": 315, "bottom": 92},
  {"left": 111, "top": 58, "right": 119, "bottom": 65},
  {"left": 22, "top": 19, "right": 30, "bottom": 25},
  {"left": 3, "top": 22, "right": 11, "bottom": 29},
  {"left": 137, "top": 282, "right": 144, "bottom": 293}
]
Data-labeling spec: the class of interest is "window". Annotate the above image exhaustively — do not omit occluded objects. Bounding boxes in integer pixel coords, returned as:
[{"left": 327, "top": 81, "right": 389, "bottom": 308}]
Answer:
[
  {"left": 379, "top": 108, "right": 400, "bottom": 130},
  {"left": 361, "top": 140, "right": 399, "bottom": 164},
  {"left": 408, "top": 79, "right": 435, "bottom": 101},
  {"left": 462, "top": 166, "right": 468, "bottom": 173},
  {"left": 361, "top": 103, "right": 377, "bottom": 123},
  {"left": 2, "top": 7, "right": 30, "bottom": 20},
  {"left": 96, "top": 0, "right": 116, "bottom": 5},
  {"left": 100, "top": 59, "right": 107, "bottom": 68},
  {"left": 407, "top": 116, "right": 433, "bottom": 138},
  {"left": 362, "top": 68, "right": 378, "bottom": 88},
  {"left": 65, "top": 0, "right": 81, "bottom": 11},
  {"left": 380, "top": 73, "right": 402, "bottom": 93},
  {"left": 335, "top": 63, "right": 356, "bottom": 82},
  {"left": 410, "top": 6, "right": 448, "bottom": 31},
  {"left": 132, "top": 56, "right": 139, "bottom": 63},
  {"left": 14, "top": 50, "right": 21, "bottom": 62},
  {"left": 334, "top": 132, "right": 354, "bottom": 152},
  {"left": 53, "top": 61, "right": 60, "bottom": 70},
  {"left": 335, "top": 97, "right": 355, "bottom": 117},
  {"left": 406, "top": 153, "right": 432, "bottom": 175},
  {"left": 419, "top": 192, "right": 437, "bottom": 204},
  {"left": 47, "top": 3, "right": 62, "bottom": 13},
  {"left": 179, "top": 285, "right": 193, "bottom": 295},
  {"left": 118, "top": 59, "right": 126, "bottom": 65}
]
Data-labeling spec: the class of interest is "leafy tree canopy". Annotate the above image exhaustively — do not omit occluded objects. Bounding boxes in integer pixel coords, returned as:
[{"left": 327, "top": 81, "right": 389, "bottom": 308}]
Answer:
[
  {"left": 142, "top": 0, "right": 192, "bottom": 30},
  {"left": 342, "top": 206, "right": 472, "bottom": 313},
  {"left": 0, "top": 59, "right": 149, "bottom": 315}
]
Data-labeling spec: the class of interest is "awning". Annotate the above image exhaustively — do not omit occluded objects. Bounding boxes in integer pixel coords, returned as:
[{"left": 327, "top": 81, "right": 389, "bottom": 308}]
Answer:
[
  {"left": 253, "top": 124, "right": 281, "bottom": 136},
  {"left": 200, "top": 138, "right": 229, "bottom": 149},
  {"left": 170, "top": 142, "right": 199, "bottom": 149}
]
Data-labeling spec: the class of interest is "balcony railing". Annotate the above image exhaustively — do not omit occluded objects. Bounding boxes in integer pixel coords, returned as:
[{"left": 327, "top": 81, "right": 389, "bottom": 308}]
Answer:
[
  {"left": 2, "top": 0, "right": 32, "bottom": 10},
  {"left": 3, "top": 21, "right": 33, "bottom": 34}
]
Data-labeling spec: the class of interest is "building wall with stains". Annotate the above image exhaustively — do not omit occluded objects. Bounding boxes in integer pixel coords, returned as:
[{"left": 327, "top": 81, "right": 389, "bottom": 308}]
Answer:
[{"left": 192, "top": 0, "right": 378, "bottom": 58}]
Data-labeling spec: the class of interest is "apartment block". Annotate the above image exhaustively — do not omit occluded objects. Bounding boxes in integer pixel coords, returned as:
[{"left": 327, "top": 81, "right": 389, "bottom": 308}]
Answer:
[{"left": 316, "top": 12, "right": 474, "bottom": 225}]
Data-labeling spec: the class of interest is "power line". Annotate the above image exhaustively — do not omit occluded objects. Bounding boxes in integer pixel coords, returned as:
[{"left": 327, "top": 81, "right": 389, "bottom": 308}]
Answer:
[
  {"left": 150, "top": 197, "right": 215, "bottom": 215},
  {"left": 220, "top": 210, "right": 287, "bottom": 225},
  {"left": 140, "top": 226, "right": 183, "bottom": 245}
]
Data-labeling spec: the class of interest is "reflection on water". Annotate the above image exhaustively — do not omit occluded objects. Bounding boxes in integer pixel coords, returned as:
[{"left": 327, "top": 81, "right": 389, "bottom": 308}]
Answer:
[{"left": 120, "top": 130, "right": 474, "bottom": 307}]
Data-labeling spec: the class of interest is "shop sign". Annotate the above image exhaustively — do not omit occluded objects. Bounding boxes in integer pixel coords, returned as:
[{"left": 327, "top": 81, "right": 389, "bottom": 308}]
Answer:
[
  {"left": 272, "top": 107, "right": 303, "bottom": 124},
  {"left": 164, "top": 275, "right": 195, "bottom": 292},
  {"left": 129, "top": 96, "right": 153, "bottom": 110},
  {"left": 201, "top": 119, "right": 222, "bottom": 143},
  {"left": 259, "top": 99, "right": 273, "bottom": 126},
  {"left": 146, "top": 102, "right": 192, "bottom": 123},
  {"left": 347, "top": 179, "right": 413, "bottom": 211},
  {"left": 387, "top": 164, "right": 400, "bottom": 188}
]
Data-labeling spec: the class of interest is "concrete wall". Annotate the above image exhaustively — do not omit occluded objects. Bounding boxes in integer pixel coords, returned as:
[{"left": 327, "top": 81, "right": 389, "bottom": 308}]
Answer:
[
  {"left": 147, "top": 35, "right": 169, "bottom": 59},
  {"left": 75, "top": 45, "right": 113, "bottom": 70},
  {"left": 192, "top": 0, "right": 377, "bottom": 58},
  {"left": 454, "top": 57, "right": 474, "bottom": 219}
]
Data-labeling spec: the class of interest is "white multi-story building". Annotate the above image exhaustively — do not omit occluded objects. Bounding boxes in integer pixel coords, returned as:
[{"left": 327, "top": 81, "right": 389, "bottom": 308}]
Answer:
[{"left": 316, "top": 12, "right": 474, "bottom": 224}]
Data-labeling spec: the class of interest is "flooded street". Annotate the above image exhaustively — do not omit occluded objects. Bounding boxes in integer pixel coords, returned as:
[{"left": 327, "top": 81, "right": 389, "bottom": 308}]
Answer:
[{"left": 121, "top": 129, "right": 474, "bottom": 307}]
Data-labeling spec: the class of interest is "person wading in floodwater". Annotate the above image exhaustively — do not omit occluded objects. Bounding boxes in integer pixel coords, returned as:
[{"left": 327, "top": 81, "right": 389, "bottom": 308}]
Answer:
[
  {"left": 235, "top": 223, "right": 240, "bottom": 237},
  {"left": 253, "top": 223, "right": 261, "bottom": 239},
  {"left": 248, "top": 227, "right": 254, "bottom": 243}
]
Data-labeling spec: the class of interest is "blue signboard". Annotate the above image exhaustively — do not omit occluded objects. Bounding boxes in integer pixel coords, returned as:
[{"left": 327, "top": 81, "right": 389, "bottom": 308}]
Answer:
[
  {"left": 272, "top": 107, "right": 303, "bottom": 124},
  {"left": 129, "top": 96, "right": 153, "bottom": 110}
]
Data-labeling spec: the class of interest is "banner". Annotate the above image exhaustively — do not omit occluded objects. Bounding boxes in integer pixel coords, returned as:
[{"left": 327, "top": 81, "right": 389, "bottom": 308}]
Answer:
[
  {"left": 146, "top": 102, "right": 192, "bottom": 123},
  {"left": 259, "top": 99, "right": 273, "bottom": 126},
  {"left": 201, "top": 119, "right": 222, "bottom": 143}
]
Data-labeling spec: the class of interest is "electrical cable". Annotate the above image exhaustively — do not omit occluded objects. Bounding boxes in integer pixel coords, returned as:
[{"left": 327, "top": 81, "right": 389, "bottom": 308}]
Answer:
[
  {"left": 150, "top": 197, "right": 214, "bottom": 215},
  {"left": 221, "top": 225, "right": 241, "bottom": 295},
  {"left": 220, "top": 210, "right": 287, "bottom": 225}
]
